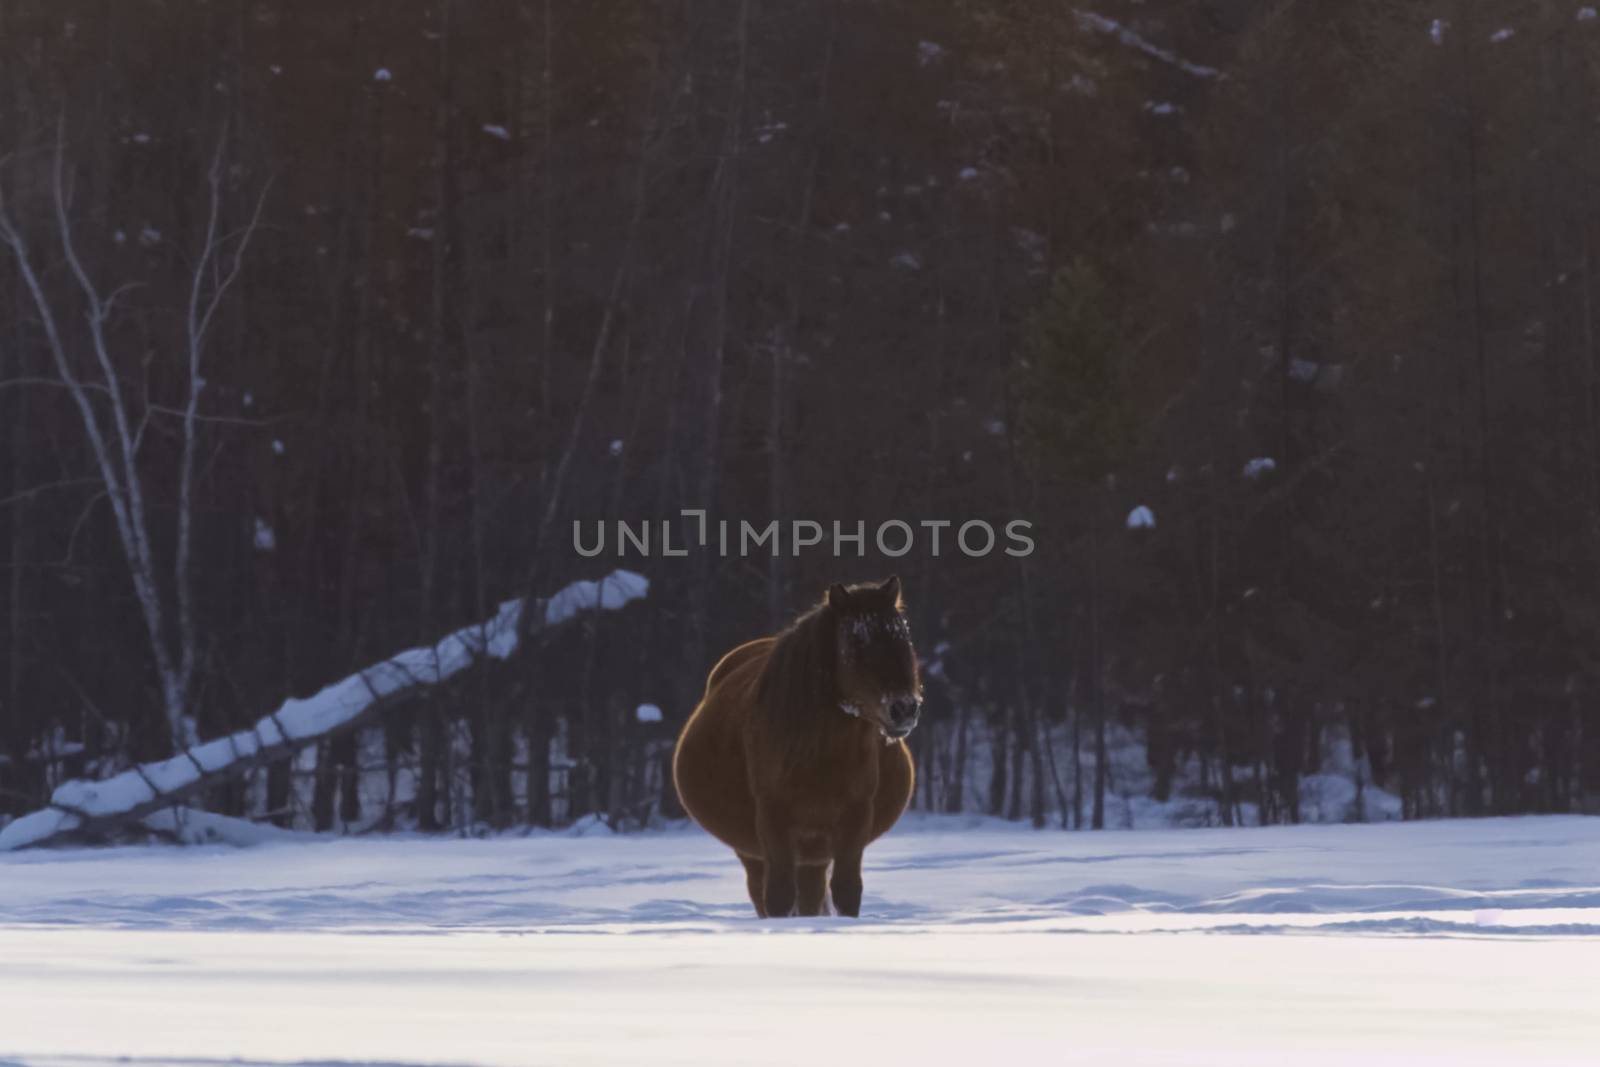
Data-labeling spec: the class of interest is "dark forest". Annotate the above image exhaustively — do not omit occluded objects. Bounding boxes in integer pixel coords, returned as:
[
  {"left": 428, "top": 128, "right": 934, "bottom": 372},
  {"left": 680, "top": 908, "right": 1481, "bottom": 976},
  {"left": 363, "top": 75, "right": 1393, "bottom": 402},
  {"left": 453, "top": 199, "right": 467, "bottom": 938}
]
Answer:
[{"left": 4, "top": 0, "right": 1600, "bottom": 837}]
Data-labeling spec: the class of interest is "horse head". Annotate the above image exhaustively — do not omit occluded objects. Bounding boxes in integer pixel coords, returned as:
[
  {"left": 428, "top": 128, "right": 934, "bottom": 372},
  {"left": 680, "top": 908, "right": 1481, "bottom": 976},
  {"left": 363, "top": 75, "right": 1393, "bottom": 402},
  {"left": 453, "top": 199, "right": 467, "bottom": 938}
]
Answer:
[{"left": 827, "top": 575, "right": 922, "bottom": 741}]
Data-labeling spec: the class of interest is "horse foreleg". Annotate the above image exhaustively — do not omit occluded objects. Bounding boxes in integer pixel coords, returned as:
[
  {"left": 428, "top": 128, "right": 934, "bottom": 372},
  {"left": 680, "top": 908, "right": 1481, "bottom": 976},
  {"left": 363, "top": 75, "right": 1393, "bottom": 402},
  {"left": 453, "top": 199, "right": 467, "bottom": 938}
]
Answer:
[
  {"left": 738, "top": 854, "right": 768, "bottom": 917},
  {"left": 830, "top": 850, "right": 863, "bottom": 917},
  {"left": 797, "top": 864, "right": 831, "bottom": 917},
  {"left": 755, "top": 801, "right": 798, "bottom": 918},
  {"left": 829, "top": 800, "right": 873, "bottom": 918}
]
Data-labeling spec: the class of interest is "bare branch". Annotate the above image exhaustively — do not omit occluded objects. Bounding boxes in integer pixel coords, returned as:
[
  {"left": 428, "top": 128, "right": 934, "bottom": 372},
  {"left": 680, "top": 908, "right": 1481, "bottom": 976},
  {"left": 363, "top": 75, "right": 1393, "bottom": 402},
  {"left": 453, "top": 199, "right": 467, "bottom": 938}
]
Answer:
[
  {"left": 145, "top": 402, "right": 289, "bottom": 427},
  {"left": 0, "top": 377, "right": 111, "bottom": 395},
  {"left": 0, "top": 477, "right": 102, "bottom": 510},
  {"left": 61, "top": 489, "right": 108, "bottom": 566},
  {"left": 101, "top": 281, "right": 144, "bottom": 317},
  {"left": 176, "top": 129, "right": 270, "bottom": 718}
]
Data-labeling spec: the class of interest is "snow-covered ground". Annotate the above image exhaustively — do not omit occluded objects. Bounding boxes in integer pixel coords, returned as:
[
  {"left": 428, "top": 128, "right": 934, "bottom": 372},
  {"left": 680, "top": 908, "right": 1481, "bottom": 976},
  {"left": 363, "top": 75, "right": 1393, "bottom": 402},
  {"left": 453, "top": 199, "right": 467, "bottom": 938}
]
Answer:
[{"left": 2, "top": 814, "right": 1598, "bottom": 1065}]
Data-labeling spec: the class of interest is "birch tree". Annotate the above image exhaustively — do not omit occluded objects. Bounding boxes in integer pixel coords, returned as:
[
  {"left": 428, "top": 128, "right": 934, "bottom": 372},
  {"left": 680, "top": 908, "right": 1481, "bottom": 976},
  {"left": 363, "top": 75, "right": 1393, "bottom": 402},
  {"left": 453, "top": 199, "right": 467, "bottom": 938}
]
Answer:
[{"left": 0, "top": 122, "right": 267, "bottom": 754}]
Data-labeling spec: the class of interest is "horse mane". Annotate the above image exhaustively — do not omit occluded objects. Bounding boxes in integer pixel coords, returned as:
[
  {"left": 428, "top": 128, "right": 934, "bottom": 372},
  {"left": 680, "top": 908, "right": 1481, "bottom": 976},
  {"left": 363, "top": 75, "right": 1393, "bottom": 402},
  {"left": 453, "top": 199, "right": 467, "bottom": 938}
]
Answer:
[{"left": 756, "top": 597, "right": 839, "bottom": 743}]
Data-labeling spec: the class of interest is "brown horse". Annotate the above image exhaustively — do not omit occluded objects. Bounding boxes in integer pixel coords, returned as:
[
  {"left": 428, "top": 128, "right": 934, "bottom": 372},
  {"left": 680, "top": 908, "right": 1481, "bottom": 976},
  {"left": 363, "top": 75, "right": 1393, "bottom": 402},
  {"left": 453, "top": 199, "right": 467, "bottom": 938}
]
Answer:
[{"left": 673, "top": 576, "right": 922, "bottom": 918}]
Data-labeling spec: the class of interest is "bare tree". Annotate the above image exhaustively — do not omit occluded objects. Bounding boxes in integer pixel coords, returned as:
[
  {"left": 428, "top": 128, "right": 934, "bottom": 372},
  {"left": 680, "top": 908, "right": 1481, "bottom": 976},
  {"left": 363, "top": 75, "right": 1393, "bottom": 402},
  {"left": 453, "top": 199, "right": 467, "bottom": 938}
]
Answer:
[{"left": 0, "top": 121, "right": 267, "bottom": 753}]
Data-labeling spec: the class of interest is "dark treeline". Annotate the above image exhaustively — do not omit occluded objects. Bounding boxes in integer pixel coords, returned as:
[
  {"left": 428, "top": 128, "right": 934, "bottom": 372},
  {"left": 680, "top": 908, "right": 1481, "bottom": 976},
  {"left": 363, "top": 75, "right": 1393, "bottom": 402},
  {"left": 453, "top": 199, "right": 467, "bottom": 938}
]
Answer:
[{"left": 2, "top": 0, "right": 1599, "bottom": 835}]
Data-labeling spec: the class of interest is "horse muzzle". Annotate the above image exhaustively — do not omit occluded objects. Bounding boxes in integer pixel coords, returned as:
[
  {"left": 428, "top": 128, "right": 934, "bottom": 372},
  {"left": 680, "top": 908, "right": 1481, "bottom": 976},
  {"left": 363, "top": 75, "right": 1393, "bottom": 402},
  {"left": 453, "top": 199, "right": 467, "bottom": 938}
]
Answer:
[{"left": 883, "top": 696, "right": 921, "bottom": 739}]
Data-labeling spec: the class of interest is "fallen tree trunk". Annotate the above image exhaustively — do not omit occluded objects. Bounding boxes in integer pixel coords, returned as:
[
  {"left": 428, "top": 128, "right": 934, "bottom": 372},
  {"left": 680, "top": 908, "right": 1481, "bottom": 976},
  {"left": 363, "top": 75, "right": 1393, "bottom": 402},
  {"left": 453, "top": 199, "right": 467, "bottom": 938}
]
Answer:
[{"left": 0, "top": 570, "right": 648, "bottom": 851}]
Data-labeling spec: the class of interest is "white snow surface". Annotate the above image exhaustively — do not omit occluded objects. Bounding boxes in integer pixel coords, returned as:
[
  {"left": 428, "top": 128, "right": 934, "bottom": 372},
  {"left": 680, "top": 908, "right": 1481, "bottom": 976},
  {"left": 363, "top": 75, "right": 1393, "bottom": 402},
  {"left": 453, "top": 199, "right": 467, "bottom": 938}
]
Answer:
[{"left": 1, "top": 815, "right": 1597, "bottom": 1065}]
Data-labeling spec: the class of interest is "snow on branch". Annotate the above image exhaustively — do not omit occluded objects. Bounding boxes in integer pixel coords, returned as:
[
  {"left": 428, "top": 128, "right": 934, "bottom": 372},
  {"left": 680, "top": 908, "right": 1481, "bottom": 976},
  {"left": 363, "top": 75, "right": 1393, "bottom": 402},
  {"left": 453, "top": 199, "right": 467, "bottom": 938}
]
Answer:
[
  {"left": 1074, "top": 11, "right": 1223, "bottom": 80},
  {"left": 0, "top": 569, "right": 648, "bottom": 852}
]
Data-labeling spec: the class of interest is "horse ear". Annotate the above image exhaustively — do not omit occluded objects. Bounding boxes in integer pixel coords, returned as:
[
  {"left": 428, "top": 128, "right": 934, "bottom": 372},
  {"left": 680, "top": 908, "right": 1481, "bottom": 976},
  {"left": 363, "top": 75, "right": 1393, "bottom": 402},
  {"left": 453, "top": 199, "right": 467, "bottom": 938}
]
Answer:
[
  {"left": 879, "top": 574, "right": 901, "bottom": 605},
  {"left": 827, "top": 583, "right": 852, "bottom": 610}
]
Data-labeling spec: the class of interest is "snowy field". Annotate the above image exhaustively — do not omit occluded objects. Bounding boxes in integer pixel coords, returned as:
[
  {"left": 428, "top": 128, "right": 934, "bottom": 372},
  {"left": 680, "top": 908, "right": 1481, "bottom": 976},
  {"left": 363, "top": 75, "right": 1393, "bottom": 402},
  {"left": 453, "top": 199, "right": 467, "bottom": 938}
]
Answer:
[{"left": 2, "top": 814, "right": 1598, "bottom": 1065}]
